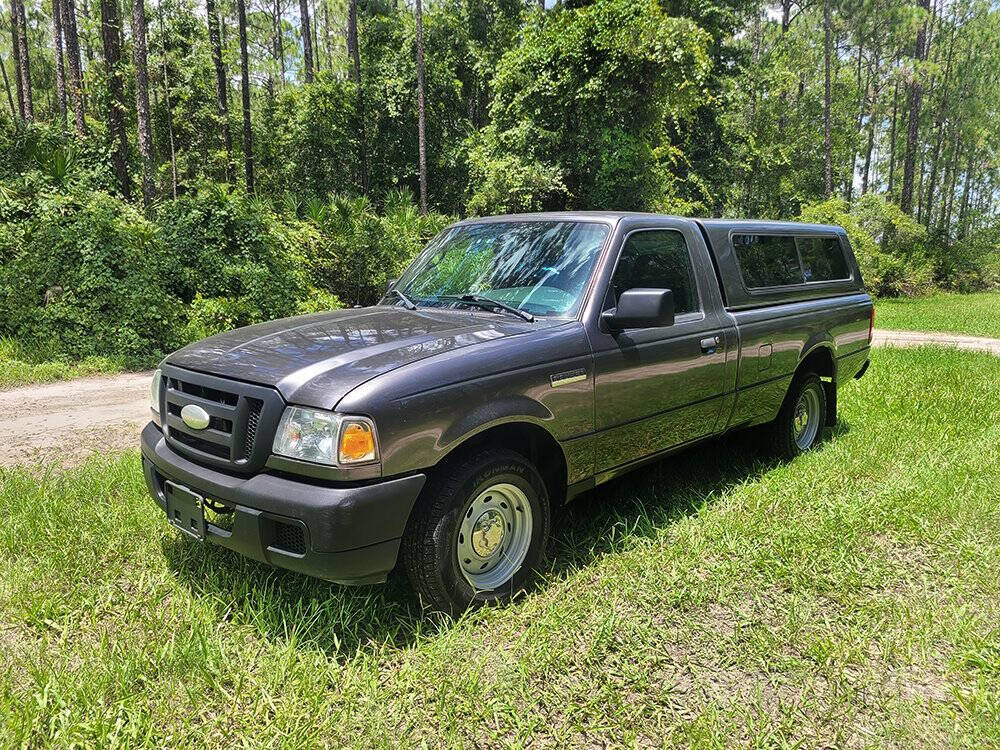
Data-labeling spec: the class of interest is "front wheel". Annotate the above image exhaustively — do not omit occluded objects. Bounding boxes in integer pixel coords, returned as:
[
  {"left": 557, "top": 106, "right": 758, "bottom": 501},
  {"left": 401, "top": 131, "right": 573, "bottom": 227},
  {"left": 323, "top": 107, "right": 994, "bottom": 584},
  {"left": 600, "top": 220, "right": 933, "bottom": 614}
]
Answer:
[
  {"left": 769, "top": 373, "right": 828, "bottom": 459},
  {"left": 402, "top": 449, "right": 551, "bottom": 615}
]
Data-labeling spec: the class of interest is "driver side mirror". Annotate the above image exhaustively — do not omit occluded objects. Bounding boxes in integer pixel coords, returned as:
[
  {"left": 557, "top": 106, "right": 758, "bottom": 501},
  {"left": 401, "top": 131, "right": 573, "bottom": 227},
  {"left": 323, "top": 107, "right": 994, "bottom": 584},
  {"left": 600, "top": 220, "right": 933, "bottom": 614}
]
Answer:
[
  {"left": 384, "top": 278, "right": 398, "bottom": 296},
  {"left": 602, "top": 288, "right": 675, "bottom": 330}
]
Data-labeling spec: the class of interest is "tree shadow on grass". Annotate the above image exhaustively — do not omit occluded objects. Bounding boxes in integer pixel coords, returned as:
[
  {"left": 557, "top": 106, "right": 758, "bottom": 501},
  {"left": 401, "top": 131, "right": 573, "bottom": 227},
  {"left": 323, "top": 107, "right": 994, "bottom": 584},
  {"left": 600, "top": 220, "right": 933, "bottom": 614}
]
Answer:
[{"left": 163, "top": 421, "right": 850, "bottom": 659}]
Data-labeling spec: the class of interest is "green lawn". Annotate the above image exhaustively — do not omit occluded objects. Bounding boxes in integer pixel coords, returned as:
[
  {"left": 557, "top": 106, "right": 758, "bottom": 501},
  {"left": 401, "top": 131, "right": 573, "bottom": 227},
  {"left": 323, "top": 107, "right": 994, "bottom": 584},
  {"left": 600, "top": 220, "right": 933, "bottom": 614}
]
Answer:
[
  {"left": 877, "top": 291, "right": 1000, "bottom": 338},
  {"left": 2, "top": 347, "right": 1000, "bottom": 747},
  {"left": 0, "top": 338, "right": 125, "bottom": 390}
]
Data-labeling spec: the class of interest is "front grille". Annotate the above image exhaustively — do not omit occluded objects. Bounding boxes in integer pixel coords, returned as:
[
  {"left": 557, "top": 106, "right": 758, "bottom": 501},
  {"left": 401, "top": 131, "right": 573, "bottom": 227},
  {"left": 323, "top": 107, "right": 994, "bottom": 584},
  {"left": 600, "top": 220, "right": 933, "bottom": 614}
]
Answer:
[
  {"left": 270, "top": 520, "right": 306, "bottom": 555},
  {"left": 244, "top": 398, "right": 263, "bottom": 458},
  {"left": 161, "top": 365, "right": 284, "bottom": 473},
  {"left": 169, "top": 377, "right": 239, "bottom": 406},
  {"left": 172, "top": 429, "right": 230, "bottom": 458}
]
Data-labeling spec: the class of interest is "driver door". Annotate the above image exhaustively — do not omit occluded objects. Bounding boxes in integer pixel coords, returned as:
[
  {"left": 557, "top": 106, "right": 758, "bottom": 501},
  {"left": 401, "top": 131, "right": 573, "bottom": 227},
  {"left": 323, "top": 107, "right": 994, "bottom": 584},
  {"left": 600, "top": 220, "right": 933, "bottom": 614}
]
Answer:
[{"left": 590, "top": 223, "right": 734, "bottom": 473}]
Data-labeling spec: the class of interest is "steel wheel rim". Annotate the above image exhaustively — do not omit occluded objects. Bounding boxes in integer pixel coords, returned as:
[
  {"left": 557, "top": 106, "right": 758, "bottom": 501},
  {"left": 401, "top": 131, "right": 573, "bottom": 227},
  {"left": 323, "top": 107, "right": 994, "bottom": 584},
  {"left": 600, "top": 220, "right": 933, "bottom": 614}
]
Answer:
[
  {"left": 456, "top": 482, "right": 533, "bottom": 591},
  {"left": 792, "top": 386, "right": 821, "bottom": 450}
]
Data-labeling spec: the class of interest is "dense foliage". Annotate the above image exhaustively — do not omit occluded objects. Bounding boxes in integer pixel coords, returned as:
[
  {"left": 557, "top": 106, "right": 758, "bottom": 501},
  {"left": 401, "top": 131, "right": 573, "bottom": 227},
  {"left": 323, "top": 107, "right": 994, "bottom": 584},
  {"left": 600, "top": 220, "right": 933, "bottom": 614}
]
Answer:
[
  {"left": 0, "top": 130, "right": 446, "bottom": 361},
  {"left": 0, "top": 0, "right": 998, "bottom": 363}
]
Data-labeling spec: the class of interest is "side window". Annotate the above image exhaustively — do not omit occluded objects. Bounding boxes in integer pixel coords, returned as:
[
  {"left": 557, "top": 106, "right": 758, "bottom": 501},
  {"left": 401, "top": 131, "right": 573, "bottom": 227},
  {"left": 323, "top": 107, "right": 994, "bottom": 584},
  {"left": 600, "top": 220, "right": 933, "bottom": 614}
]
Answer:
[
  {"left": 797, "top": 236, "right": 850, "bottom": 282},
  {"left": 612, "top": 230, "right": 699, "bottom": 315},
  {"left": 732, "top": 234, "right": 802, "bottom": 288}
]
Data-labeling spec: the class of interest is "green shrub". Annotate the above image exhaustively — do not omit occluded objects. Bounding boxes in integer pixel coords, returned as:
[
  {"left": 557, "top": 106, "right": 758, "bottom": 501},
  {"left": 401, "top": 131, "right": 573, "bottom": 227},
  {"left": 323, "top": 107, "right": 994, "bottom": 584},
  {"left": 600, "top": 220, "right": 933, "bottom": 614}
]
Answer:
[
  {"left": 154, "top": 188, "right": 314, "bottom": 327},
  {"left": 467, "top": 0, "right": 712, "bottom": 213},
  {"left": 255, "top": 81, "right": 360, "bottom": 200},
  {"left": 296, "top": 288, "right": 345, "bottom": 315},
  {"left": 0, "top": 189, "right": 183, "bottom": 363},
  {"left": 299, "top": 190, "right": 451, "bottom": 306},
  {"left": 0, "top": 179, "right": 452, "bottom": 364},
  {"left": 799, "top": 197, "right": 934, "bottom": 297}
]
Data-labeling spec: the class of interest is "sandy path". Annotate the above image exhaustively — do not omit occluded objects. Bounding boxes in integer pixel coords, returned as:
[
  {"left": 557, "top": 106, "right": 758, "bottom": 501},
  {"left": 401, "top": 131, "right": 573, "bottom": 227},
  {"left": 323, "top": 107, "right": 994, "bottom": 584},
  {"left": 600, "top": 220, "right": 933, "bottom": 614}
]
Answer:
[
  {"left": 1, "top": 329, "right": 999, "bottom": 470},
  {"left": 871, "top": 329, "right": 1000, "bottom": 356},
  {"left": 0, "top": 371, "right": 153, "bottom": 469}
]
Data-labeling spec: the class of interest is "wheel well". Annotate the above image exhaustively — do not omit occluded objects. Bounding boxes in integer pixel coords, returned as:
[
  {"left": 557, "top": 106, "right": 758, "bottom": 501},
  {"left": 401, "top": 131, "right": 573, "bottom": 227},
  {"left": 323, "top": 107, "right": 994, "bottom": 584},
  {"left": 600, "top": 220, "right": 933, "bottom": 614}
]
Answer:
[
  {"left": 797, "top": 345, "right": 835, "bottom": 381},
  {"left": 436, "top": 422, "right": 569, "bottom": 509}
]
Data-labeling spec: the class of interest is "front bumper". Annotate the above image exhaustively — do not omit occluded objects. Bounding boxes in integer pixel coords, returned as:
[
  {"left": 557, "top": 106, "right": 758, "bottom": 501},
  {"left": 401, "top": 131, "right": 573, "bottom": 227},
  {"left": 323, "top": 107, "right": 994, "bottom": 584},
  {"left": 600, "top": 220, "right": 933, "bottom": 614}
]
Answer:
[{"left": 141, "top": 422, "right": 426, "bottom": 584}]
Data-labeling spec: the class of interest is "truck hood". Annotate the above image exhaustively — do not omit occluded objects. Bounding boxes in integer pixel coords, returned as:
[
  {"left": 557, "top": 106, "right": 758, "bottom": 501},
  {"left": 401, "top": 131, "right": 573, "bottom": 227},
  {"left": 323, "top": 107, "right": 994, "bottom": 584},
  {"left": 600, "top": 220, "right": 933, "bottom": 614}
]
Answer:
[{"left": 166, "top": 306, "right": 545, "bottom": 408}]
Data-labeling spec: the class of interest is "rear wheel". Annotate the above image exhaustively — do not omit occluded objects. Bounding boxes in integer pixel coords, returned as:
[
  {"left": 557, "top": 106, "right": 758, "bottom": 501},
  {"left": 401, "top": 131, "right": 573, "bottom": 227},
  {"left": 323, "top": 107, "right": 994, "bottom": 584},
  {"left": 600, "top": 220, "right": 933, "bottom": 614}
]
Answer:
[
  {"left": 402, "top": 449, "right": 550, "bottom": 615},
  {"left": 769, "top": 373, "right": 827, "bottom": 459}
]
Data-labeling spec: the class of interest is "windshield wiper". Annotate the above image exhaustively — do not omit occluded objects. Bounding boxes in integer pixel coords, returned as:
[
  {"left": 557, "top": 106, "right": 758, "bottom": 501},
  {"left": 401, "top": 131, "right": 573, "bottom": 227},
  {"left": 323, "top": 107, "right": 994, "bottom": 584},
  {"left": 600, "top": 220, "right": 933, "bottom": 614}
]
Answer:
[
  {"left": 389, "top": 287, "right": 418, "bottom": 311},
  {"left": 439, "top": 294, "right": 535, "bottom": 322}
]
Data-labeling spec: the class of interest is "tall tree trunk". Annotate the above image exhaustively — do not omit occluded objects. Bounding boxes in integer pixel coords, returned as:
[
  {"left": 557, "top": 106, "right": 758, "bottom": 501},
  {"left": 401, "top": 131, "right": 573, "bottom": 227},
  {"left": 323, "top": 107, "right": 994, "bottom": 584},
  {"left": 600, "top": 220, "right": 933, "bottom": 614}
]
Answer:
[
  {"left": 52, "top": 0, "right": 68, "bottom": 125},
  {"left": 0, "top": 57, "right": 16, "bottom": 116},
  {"left": 81, "top": 0, "right": 94, "bottom": 64},
  {"left": 923, "top": 16, "right": 957, "bottom": 228},
  {"left": 415, "top": 0, "right": 427, "bottom": 214},
  {"left": 13, "top": 0, "right": 32, "bottom": 120},
  {"left": 236, "top": 0, "right": 254, "bottom": 191},
  {"left": 347, "top": 0, "right": 368, "bottom": 193},
  {"left": 822, "top": 0, "right": 832, "bottom": 198},
  {"left": 299, "top": 0, "right": 313, "bottom": 82},
  {"left": 861, "top": 49, "right": 881, "bottom": 195},
  {"left": 900, "top": 0, "right": 930, "bottom": 214},
  {"left": 957, "top": 150, "right": 973, "bottom": 239},
  {"left": 310, "top": 0, "right": 318, "bottom": 72},
  {"left": 100, "top": 0, "right": 129, "bottom": 197},
  {"left": 271, "top": 0, "right": 281, "bottom": 87},
  {"left": 886, "top": 75, "right": 899, "bottom": 195},
  {"left": 845, "top": 35, "right": 865, "bottom": 201},
  {"left": 61, "top": 0, "right": 85, "bottom": 132},
  {"left": 206, "top": 0, "right": 233, "bottom": 181},
  {"left": 941, "top": 135, "right": 959, "bottom": 232},
  {"left": 322, "top": 0, "right": 330, "bottom": 71},
  {"left": 775, "top": 0, "right": 792, "bottom": 137},
  {"left": 8, "top": 0, "right": 25, "bottom": 118},
  {"left": 275, "top": 0, "right": 285, "bottom": 83},
  {"left": 131, "top": 0, "right": 153, "bottom": 203},
  {"left": 156, "top": 0, "right": 176, "bottom": 197}
]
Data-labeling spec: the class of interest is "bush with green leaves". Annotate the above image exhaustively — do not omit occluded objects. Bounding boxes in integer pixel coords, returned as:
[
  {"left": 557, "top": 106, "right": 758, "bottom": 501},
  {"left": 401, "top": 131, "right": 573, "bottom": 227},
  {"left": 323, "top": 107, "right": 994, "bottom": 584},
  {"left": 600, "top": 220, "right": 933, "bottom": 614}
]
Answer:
[
  {"left": 255, "top": 81, "right": 360, "bottom": 200},
  {"left": 154, "top": 188, "right": 315, "bottom": 338},
  {"left": 798, "top": 196, "right": 935, "bottom": 297},
  {"left": 0, "top": 189, "right": 184, "bottom": 363},
  {"left": 468, "top": 0, "right": 712, "bottom": 213},
  {"left": 299, "top": 189, "right": 452, "bottom": 307}
]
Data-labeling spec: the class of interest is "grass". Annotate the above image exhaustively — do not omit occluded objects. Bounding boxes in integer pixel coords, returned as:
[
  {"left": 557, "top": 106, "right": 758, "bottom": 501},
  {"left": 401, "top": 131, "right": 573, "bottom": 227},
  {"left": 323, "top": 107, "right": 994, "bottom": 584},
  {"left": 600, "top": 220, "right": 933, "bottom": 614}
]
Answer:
[
  {"left": 2, "top": 346, "right": 1000, "bottom": 747},
  {"left": 877, "top": 290, "right": 1000, "bottom": 338},
  {"left": 0, "top": 337, "right": 125, "bottom": 390}
]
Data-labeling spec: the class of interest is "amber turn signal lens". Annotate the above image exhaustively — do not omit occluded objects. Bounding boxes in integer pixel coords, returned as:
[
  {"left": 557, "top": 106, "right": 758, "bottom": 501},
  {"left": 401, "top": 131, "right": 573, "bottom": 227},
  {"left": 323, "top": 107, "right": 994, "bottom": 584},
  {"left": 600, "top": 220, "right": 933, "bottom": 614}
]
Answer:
[{"left": 338, "top": 420, "right": 376, "bottom": 463}]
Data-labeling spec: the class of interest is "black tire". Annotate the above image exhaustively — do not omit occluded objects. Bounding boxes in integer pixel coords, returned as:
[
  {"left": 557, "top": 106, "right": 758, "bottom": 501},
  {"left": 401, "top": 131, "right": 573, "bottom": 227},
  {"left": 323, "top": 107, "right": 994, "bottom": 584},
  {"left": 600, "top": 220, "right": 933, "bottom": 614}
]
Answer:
[
  {"left": 402, "top": 448, "right": 551, "bottom": 615},
  {"left": 769, "top": 373, "right": 828, "bottom": 459}
]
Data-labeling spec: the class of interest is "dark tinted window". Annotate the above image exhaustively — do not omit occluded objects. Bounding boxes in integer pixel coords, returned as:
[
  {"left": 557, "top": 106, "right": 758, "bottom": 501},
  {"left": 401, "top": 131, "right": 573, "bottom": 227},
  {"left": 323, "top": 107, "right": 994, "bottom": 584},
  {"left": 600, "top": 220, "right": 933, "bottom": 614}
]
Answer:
[
  {"left": 797, "top": 236, "right": 850, "bottom": 281},
  {"left": 612, "top": 230, "right": 699, "bottom": 315},
  {"left": 732, "top": 234, "right": 802, "bottom": 288}
]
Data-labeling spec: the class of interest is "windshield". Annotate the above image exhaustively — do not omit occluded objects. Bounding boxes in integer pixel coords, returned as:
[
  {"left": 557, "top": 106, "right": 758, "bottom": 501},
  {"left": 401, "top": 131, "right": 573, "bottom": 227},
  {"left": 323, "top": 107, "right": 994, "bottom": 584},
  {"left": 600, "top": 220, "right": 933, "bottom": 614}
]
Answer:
[{"left": 386, "top": 220, "right": 611, "bottom": 318}]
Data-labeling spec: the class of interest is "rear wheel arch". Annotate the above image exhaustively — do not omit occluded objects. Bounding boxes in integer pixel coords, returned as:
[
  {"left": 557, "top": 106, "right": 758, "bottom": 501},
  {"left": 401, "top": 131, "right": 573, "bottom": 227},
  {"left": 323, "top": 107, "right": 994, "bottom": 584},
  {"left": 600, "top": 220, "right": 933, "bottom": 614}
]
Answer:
[
  {"left": 796, "top": 343, "right": 836, "bottom": 381},
  {"left": 795, "top": 343, "right": 838, "bottom": 426}
]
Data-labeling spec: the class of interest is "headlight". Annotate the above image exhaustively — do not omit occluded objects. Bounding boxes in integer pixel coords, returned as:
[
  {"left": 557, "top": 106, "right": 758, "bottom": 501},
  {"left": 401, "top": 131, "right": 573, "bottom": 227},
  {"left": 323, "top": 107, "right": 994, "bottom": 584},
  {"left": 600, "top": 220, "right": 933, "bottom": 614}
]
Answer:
[
  {"left": 272, "top": 407, "right": 378, "bottom": 466},
  {"left": 150, "top": 369, "right": 162, "bottom": 414}
]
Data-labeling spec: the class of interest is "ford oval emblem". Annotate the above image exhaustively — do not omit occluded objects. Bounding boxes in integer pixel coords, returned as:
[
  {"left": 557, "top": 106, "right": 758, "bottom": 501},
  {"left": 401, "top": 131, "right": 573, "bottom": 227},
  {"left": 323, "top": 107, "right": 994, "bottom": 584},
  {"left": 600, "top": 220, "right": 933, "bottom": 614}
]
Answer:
[{"left": 180, "top": 404, "right": 211, "bottom": 430}]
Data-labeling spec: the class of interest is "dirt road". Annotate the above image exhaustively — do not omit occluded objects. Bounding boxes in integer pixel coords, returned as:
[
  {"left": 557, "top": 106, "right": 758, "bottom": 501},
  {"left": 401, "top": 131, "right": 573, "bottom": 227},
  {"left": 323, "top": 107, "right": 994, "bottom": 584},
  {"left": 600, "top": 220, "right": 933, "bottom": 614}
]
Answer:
[
  {"left": 1, "top": 329, "right": 999, "bottom": 470},
  {"left": 0, "top": 372, "right": 152, "bottom": 469},
  {"left": 871, "top": 329, "right": 1000, "bottom": 356}
]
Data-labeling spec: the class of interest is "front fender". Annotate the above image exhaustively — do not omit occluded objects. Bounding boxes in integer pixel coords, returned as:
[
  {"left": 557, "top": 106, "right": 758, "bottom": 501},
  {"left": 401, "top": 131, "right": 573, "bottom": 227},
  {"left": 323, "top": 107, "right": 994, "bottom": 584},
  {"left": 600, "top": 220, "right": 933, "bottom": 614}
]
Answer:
[{"left": 439, "top": 395, "right": 552, "bottom": 448}]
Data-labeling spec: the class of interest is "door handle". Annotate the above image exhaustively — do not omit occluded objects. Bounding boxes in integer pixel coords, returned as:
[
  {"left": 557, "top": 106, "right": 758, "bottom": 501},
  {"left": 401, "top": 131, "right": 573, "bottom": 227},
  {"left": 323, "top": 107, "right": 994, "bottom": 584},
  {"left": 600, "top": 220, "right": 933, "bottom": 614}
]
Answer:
[{"left": 700, "top": 335, "right": 721, "bottom": 353}]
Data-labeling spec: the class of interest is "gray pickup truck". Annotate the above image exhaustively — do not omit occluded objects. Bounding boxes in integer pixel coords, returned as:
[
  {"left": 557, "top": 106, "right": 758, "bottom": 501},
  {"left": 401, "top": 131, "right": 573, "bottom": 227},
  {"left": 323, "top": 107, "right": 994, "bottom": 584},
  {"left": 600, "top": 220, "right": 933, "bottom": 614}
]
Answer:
[{"left": 141, "top": 212, "right": 873, "bottom": 612}]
